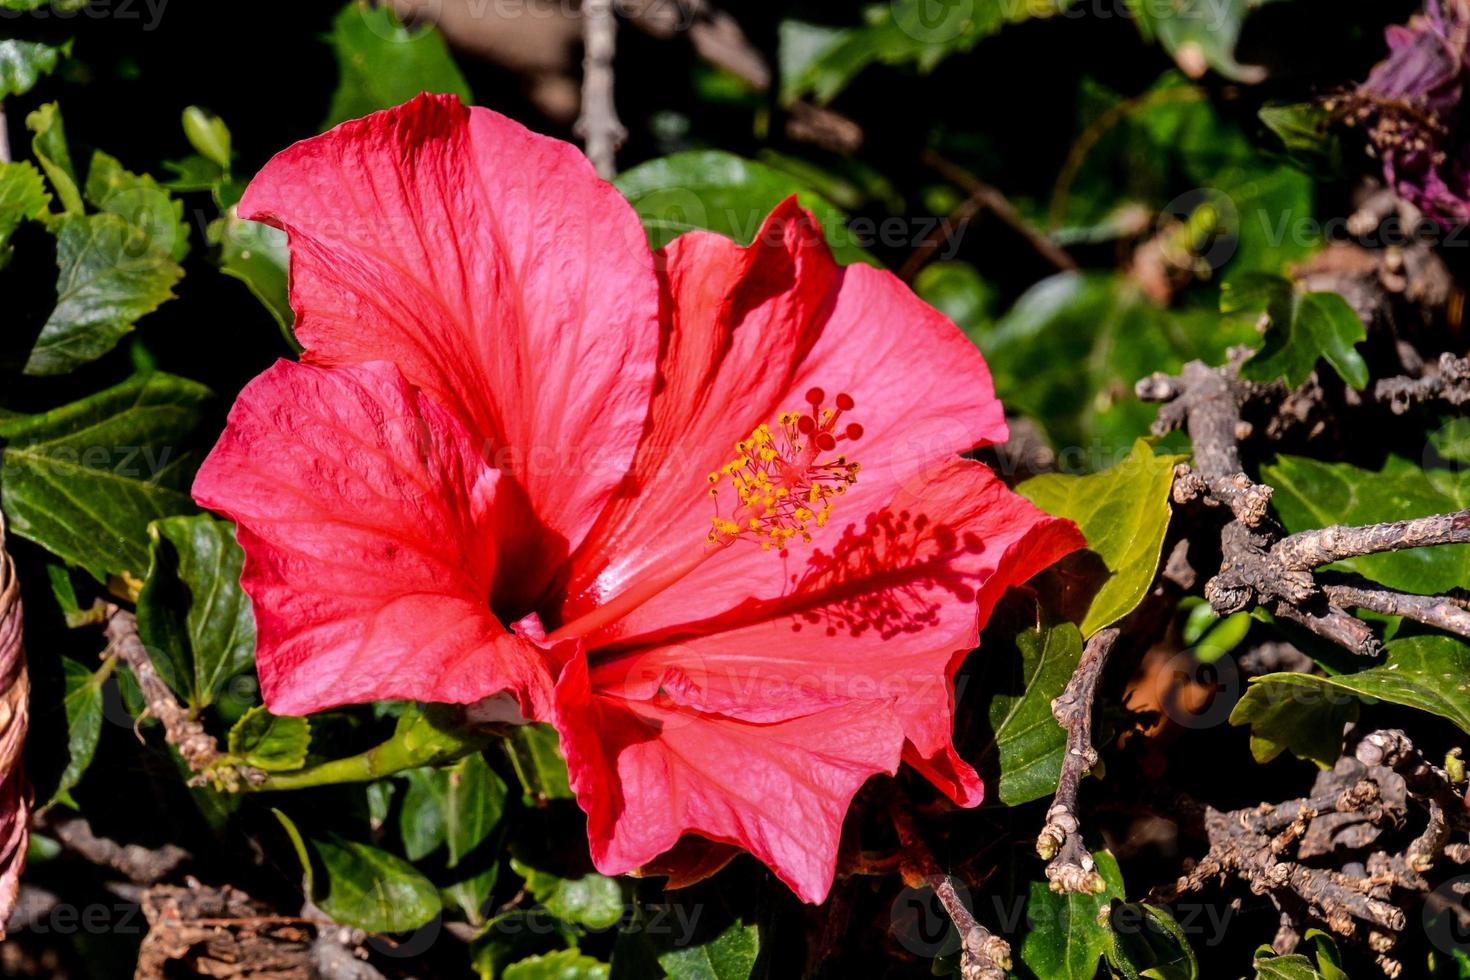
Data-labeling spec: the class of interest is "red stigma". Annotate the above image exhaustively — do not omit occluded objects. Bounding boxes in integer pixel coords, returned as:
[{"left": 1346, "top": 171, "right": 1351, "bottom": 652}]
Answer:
[
  {"left": 835, "top": 392, "right": 855, "bottom": 411},
  {"left": 846, "top": 423, "right": 863, "bottom": 440},
  {"left": 805, "top": 387, "right": 825, "bottom": 406}
]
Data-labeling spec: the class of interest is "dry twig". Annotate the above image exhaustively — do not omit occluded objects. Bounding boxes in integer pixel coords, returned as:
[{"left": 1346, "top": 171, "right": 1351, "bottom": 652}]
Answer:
[{"left": 576, "top": 0, "right": 626, "bottom": 178}]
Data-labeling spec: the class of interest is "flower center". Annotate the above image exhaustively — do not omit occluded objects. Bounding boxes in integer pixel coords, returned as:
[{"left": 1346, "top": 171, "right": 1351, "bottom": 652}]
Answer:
[
  {"left": 546, "top": 388, "right": 862, "bottom": 645},
  {"left": 707, "top": 388, "right": 863, "bottom": 553}
]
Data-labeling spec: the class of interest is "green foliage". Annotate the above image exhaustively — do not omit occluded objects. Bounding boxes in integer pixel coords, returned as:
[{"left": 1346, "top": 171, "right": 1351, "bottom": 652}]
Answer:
[
  {"left": 0, "top": 38, "right": 66, "bottom": 98},
  {"left": 503, "top": 950, "right": 610, "bottom": 980},
  {"left": 977, "top": 273, "right": 1256, "bottom": 451},
  {"left": 227, "top": 707, "right": 310, "bottom": 772},
  {"left": 0, "top": 161, "right": 50, "bottom": 265},
  {"left": 780, "top": 1, "right": 1076, "bottom": 105},
  {"left": 1019, "top": 440, "right": 1185, "bottom": 634},
  {"left": 1263, "top": 455, "right": 1470, "bottom": 594},
  {"left": 980, "top": 619, "right": 1083, "bottom": 805},
  {"left": 1234, "top": 636, "right": 1470, "bottom": 765},
  {"left": 511, "top": 856, "right": 625, "bottom": 931},
  {"left": 136, "top": 515, "right": 255, "bottom": 710},
  {"left": 399, "top": 752, "right": 507, "bottom": 867},
  {"left": 322, "top": 1, "right": 471, "bottom": 129},
  {"left": 1106, "top": 901, "right": 1200, "bottom": 979},
  {"left": 505, "top": 724, "right": 574, "bottom": 805},
  {"left": 1126, "top": 0, "right": 1275, "bottom": 82},
  {"left": 47, "top": 657, "right": 111, "bottom": 806},
  {"left": 614, "top": 151, "right": 872, "bottom": 265},
  {"left": 1223, "top": 273, "right": 1368, "bottom": 388},
  {"left": 1252, "top": 930, "right": 1349, "bottom": 979},
  {"left": 274, "top": 808, "right": 442, "bottom": 933},
  {"left": 1018, "top": 850, "right": 1125, "bottom": 978},
  {"left": 0, "top": 372, "right": 209, "bottom": 581},
  {"left": 26, "top": 101, "right": 81, "bottom": 214}
]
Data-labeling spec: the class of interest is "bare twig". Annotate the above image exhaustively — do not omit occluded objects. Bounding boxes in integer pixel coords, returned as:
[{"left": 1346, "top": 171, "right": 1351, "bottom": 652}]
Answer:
[
  {"left": 1325, "top": 582, "right": 1470, "bottom": 640},
  {"left": 922, "top": 150, "right": 1078, "bottom": 274},
  {"left": 102, "top": 606, "right": 263, "bottom": 790},
  {"left": 41, "top": 809, "right": 189, "bottom": 885},
  {"left": 1037, "top": 628, "right": 1119, "bottom": 894},
  {"left": 576, "top": 0, "right": 626, "bottom": 179},
  {"left": 1375, "top": 353, "right": 1470, "bottom": 413},
  {"left": 888, "top": 785, "right": 1011, "bottom": 980},
  {"left": 1274, "top": 510, "right": 1470, "bottom": 572}
]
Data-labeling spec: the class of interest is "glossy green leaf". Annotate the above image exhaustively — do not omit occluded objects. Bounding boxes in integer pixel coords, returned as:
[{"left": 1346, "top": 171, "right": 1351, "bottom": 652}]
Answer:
[
  {"left": 0, "top": 38, "right": 66, "bottom": 98},
  {"left": 613, "top": 151, "right": 872, "bottom": 266},
  {"left": 182, "top": 106, "right": 231, "bottom": 170},
  {"left": 25, "top": 101, "right": 81, "bottom": 215},
  {"left": 1235, "top": 636, "right": 1470, "bottom": 759},
  {"left": 1224, "top": 274, "right": 1367, "bottom": 389},
  {"left": 84, "top": 150, "right": 190, "bottom": 262},
  {"left": 1018, "top": 850, "right": 1126, "bottom": 979},
  {"left": 1229, "top": 670, "right": 1356, "bottom": 767},
  {"left": 980, "top": 272, "right": 1257, "bottom": 452},
  {"left": 1106, "top": 900, "right": 1199, "bottom": 980},
  {"left": 24, "top": 212, "right": 184, "bottom": 375},
  {"left": 506, "top": 723, "right": 574, "bottom": 805},
  {"left": 322, "top": 2, "right": 471, "bottom": 130},
  {"left": 273, "top": 808, "right": 441, "bottom": 933},
  {"left": 512, "top": 857, "right": 625, "bottom": 930},
  {"left": 980, "top": 620, "right": 1083, "bottom": 805},
  {"left": 0, "top": 372, "right": 210, "bottom": 581},
  {"left": 0, "top": 161, "right": 51, "bottom": 265},
  {"left": 135, "top": 515, "right": 254, "bottom": 709},
  {"left": 398, "top": 753, "right": 506, "bottom": 867},
  {"left": 210, "top": 215, "right": 295, "bottom": 346},
  {"left": 49, "top": 657, "right": 109, "bottom": 806},
  {"left": 1252, "top": 929, "right": 1348, "bottom": 979},
  {"left": 1019, "top": 440, "right": 1184, "bottom": 634},
  {"left": 780, "top": 1, "right": 1076, "bottom": 105},
  {"left": 1259, "top": 103, "right": 1343, "bottom": 172},
  {"left": 504, "top": 950, "right": 610, "bottom": 980},
  {"left": 1262, "top": 455, "right": 1470, "bottom": 594},
  {"left": 227, "top": 706, "right": 309, "bottom": 772},
  {"left": 656, "top": 917, "right": 760, "bottom": 980}
]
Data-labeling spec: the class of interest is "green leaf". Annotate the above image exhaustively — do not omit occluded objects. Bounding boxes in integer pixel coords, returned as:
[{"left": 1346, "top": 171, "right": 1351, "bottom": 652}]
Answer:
[
  {"left": 1252, "top": 930, "right": 1348, "bottom": 979},
  {"left": 979, "top": 272, "right": 1257, "bottom": 452},
  {"left": 135, "top": 515, "right": 254, "bottom": 709},
  {"left": 397, "top": 753, "right": 506, "bottom": 867},
  {"left": 1224, "top": 274, "right": 1368, "bottom": 389},
  {"left": 1018, "top": 850, "right": 1126, "bottom": 979},
  {"left": 322, "top": 1, "right": 471, "bottom": 130},
  {"left": 1106, "top": 901, "right": 1200, "bottom": 980},
  {"left": 24, "top": 212, "right": 185, "bottom": 375},
  {"left": 780, "top": 1, "right": 1076, "bottom": 105},
  {"left": 0, "top": 38, "right": 66, "bottom": 99},
  {"left": 182, "top": 106, "right": 231, "bottom": 171},
  {"left": 48, "top": 657, "right": 110, "bottom": 806},
  {"left": 511, "top": 857, "right": 625, "bottom": 930},
  {"left": 210, "top": 215, "right": 296, "bottom": 346},
  {"left": 505, "top": 723, "right": 574, "bottom": 804},
  {"left": 979, "top": 620, "right": 1083, "bottom": 805},
  {"left": 272, "top": 809, "right": 441, "bottom": 934},
  {"left": 504, "top": 950, "right": 610, "bottom": 980},
  {"left": 1018, "top": 440, "right": 1184, "bottom": 635},
  {"left": 0, "top": 161, "right": 51, "bottom": 266},
  {"left": 0, "top": 372, "right": 210, "bottom": 582},
  {"left": 227, "top": 706, "right": 309, "bottom": 772},
  {"left": 1126, "top": 0, "right": 1273, "bottom": 83},
  {"left": 655, "top": 917, "right": 760, "bottom": 980},
  {"left": 84, "top": 150, "right": 190, "bottom": 262},
  {"left": 1229, "top": 670, "right": 1357, "bottom": 767},
  {"left": 26, "top": 102, "right": 81, "bottom": 215},
  {"left": 1259, "top": 103, "right": 1343, "bottom": 172},
  {"left": 613, "top": 151, "right": 873, "bottom": 266},
  {"left": 1235, "top": 636, "right": 1470, "bottom": 755},
  {"left": 1261, "top": 455, "right": 1470, "bottom": 594}
]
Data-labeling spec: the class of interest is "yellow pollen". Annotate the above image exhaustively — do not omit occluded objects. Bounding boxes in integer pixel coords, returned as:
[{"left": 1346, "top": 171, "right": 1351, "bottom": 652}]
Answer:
[{"left": 706, "top": 389, "right": 863, "bottom": 553}]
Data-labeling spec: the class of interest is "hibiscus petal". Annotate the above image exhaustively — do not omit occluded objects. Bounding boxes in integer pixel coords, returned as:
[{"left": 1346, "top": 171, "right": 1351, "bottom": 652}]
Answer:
[
  {"left": 238, "top": 94, "right": 661, "bottom": 582},
  {"left": 561, "top": 199, "right": 1009, "bottom": 637},
  {"left": 193, "top": 360, "right": 555, "bottom": 718},
  {"left": 553, "top": 651, "right": 903, "bottom": 905},
  {"left": 586, "top": 458, "right": 1085, "bottom": 807}
]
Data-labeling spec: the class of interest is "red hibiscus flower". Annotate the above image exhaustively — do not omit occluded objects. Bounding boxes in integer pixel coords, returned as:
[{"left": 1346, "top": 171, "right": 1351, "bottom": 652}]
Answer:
[{"left": 193, "top": 95, "right": 1084, "bottom": 904}]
